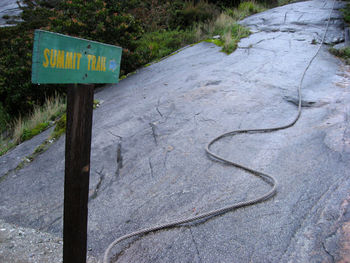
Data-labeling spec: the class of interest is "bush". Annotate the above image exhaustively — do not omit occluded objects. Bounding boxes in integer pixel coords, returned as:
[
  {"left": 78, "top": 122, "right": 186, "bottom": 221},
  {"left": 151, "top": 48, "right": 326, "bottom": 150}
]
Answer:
[
  {"left": 21, "top": 122, "right": 50, "bottom": 141},
  {"left": 0, "top": 0, "right": 145, "bottom": 126},
  {"left": 225, "top": 1, "right": 265, "bottom": 20},
  {"left": 173, "top": 1, "right": 219, "bottom": 28},
  {"left": 206, "top": 0, "right": 277, "bottom": 8},
  {"left": 49, "top": 0, "right": 144, "bottom": 76},
  {"left": 135, "top": 29, "right": 195, "bottom": 62},
  {"left": 0, "top": 1, "right": 63, "bottom": 122},
  {"left": 50, "top": 113, "right": 66, "bottom": 139},
  {"left": 129, "top": 0, "right": 175, "bottom": 31},
  {"left": 238, "top": 1, "right": 265, "bottom": 14},
  {"left": 342, "top": 3, "right": 350, "bottom": 24},
  {"left": 198, "top": 12, "right": 250, "bottom": 53},
  {"left": 329, "top": 47, "right": 350, "bottom": 64}
]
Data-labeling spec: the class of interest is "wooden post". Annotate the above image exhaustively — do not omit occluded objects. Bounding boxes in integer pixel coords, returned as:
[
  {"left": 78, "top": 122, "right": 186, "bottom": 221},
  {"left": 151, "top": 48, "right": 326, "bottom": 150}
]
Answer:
[
  {"left": 31, "top": 30, "right": 121, "bottom": 263},
  {"left": 63, "top": 84, "right": 94, "bottom": 263}
]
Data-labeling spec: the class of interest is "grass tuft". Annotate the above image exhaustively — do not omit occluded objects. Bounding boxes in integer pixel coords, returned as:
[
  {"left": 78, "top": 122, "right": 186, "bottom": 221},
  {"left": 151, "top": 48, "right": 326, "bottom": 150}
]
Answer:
[
  {"left": 225, "top": 1, "right": 265, "bottom": 21},
  {"left": 196, "top": 13, "right": 250, "bottom": 54},
  {"left": 50, "top": 114, "right": 66, "bottom": 140},
  {"left": 0, "top": 94, "right": 66, "bottom": 156},
  {"left": 329, "top": 47, "right": 350, "bottom": 64},
  {"left": 12, "top": 95, "right": 66, "bottom": 144}
]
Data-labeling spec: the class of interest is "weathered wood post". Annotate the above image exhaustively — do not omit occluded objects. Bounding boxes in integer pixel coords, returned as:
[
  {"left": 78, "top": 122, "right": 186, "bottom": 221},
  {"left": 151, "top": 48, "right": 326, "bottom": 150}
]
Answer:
[
  {"left": 63, "top": 84, "right": 94, "bottom": 263},
  {"left": 32, "top": 30, "right": 122, "bottom": 263}
]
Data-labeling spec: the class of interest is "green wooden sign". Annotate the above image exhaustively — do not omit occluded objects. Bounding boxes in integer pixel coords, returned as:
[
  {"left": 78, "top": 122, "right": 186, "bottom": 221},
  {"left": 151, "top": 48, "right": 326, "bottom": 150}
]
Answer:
[{"left": 32, "top": 30, "right": 122, "bottom": 84}]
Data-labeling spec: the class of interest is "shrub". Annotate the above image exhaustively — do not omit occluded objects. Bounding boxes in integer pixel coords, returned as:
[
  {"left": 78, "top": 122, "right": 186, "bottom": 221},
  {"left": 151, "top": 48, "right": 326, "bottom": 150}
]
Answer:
[
  {"left": 0, "top": 103, "right": 10, "bottom": 133},
  {"left": 225, "top": 1, "right": 265, "bottom": 20},
  {"left": 49, "top": 0, "right": 144, "bottom": 76},
  {"left": 129, "top": 0, "right": 175, "bottom": 31},
  {"left": 198, "top": 13, "right": 250, "bottom": 53},
  {"left": 0, "top": 1, "right": 63, "bottom": 122},
  {"left": 135, "top": 29, "right": 195, "bottom": 62},
  {"left": 21, "top": 122, "right": 50, "bottom": 141},
  {"left": 342, "top": 3, "right": 350, "bottom": 24},
  {"left": 173, "top": 1, "right": 219, "bottom": 29},
  {"left": 329, "top": 47, "right": 350, "bottom": 64},
  {"left": 0, "top": 0, "right": 144, "bottom": 126},
  {"left": 238, "top": 1, "right": 265, "bottom": 14},
  {"left": 50, "top": 113, "right": 66, "bottom": 140}
]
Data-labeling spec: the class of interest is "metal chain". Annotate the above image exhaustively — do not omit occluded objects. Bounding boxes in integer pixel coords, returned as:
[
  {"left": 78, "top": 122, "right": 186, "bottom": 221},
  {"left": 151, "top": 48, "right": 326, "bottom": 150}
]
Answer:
[{"left": 103, "top": 1, "right": 336, "bottom": 261}]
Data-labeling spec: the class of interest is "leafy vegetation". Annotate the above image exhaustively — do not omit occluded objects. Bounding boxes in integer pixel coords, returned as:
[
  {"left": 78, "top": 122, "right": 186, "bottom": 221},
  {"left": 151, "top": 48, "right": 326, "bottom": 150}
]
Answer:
[
  {"left": 344, "top": 4, "right": 350, "bottom": 24},
  {"left": 329, "top": 47, "right": 350, "bottom": 64},
  {"left": 329, "top": 1, "right": 350, "bottom": 64},
  {"left": 49, "top": 113, "right": 66, "bottom": 140},
  {"left": 0, "top": 94, "right": 65, "bottom": 155},
  {"left": 225, "top": 0, "right": 265, "bottom": 20},
  {"left": 136, "top": 29, "right": 195, "bottom": 62}
]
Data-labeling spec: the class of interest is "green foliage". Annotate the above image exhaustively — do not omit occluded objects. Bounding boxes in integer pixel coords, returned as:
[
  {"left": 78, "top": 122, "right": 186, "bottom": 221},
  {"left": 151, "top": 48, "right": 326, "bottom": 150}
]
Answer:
[
  {"left": 129, "top": 0, "right": 177, "bottom": 31},
  {"left": 205, "top": 38, "right": 224, "bottom": 46},
  {"left": 0, "top": 0, "right": 143, "bottom": 125},
  {"left": 222, "top": 24, "right": 250, "bottom": 53},
  {"left": 342, "top": 3, "right": 350, "bottom": 24},
  {"left": 225, "top": 1, "right": 265, "bottom": 20},
  {"left": 0, "top": 94, "right": 65, "bottom": 156},
  {"left": 198, "top": 13, "right": 250, "bottom": 54},
  {"left": 50, "top": 113, "right": 66, "bottom": 139},
  {"left": 329, "top": 47, "right": 350, "bottom": 64},
  {"left": 0, "top": 102, "right": 10, "bottom": 133},
  {"left": 173, "top": 1, "right": 219, "bottom": 28},
  {"left": 135, "top": 29, "right": 195, "bottom": 62},
  {"left": 33, "top": 143, "right": 46, "bottom": 154},
  {"left": 0, "top": 140, "right": 15, "bottom": 156},
  {"left": 93, "top": 99, "right": 100, "bottom": 109},
  {"left": 206, "top": 0, "right": 277, "bottom": 8},
  {"left": 49, "top": 0, "right": 144, "bottom": 76},
  {"left": 238, "top": 1, "right": 265, "bottom": 14},
  {"left": 21, "top": 122, "right": 50, "bottom": 141},
  {"left": 0, "top": 1, "right": 64, "bottom": 123}
]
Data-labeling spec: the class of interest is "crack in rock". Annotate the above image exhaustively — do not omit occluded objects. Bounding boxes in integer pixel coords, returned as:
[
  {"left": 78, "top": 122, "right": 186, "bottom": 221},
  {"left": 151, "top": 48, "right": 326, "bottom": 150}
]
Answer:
[{"left": 283, "top": 95, "right": 328, "bottom": 108}]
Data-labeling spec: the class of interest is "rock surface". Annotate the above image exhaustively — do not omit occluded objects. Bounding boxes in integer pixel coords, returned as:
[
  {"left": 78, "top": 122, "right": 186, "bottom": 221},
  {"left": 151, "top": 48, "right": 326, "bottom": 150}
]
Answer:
[
  {"left": 0, "top": 0, "right": 21, "bottom": 26},
  {"left": 1, "top": 0, "right": 350, "bottom": 262}
]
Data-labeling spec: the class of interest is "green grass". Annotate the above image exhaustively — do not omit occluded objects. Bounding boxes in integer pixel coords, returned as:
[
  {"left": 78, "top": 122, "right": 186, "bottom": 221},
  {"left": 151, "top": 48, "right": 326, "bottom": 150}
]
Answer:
[
  {"left": 133, "top": 8, "right": 252, "bottom": 63},
  {"left": 225, "top": 1, "right": 266, "bottom": 21},
  {"left": 136, "top": 29, "right": 195, "bottom": 62},
  {"left": 115, "top": 1, "right": 265, "bottom": 78},
  {"left": 0, "top": 94, "right": 103, "bottom": 157},
  {"left": 329, "top": 47, "right": 350, "bottom": 64},
  {"left": 49, "top": 114, "right": 66, "bottom": 140},
  {"left": 196, "top": 13, "right": 251, "bottom": 54},
  {"left": 341, "top": 3, "right": 350, "bottom": 24},
  {"left": 0, "top": 94, "right": 66, "bottom": 156}
]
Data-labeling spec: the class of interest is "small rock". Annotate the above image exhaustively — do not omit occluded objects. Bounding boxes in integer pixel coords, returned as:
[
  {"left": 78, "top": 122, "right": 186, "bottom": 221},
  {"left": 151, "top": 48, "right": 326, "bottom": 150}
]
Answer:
[{"left": 212, "top": 35, "right": 220, "bottom": 39}]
